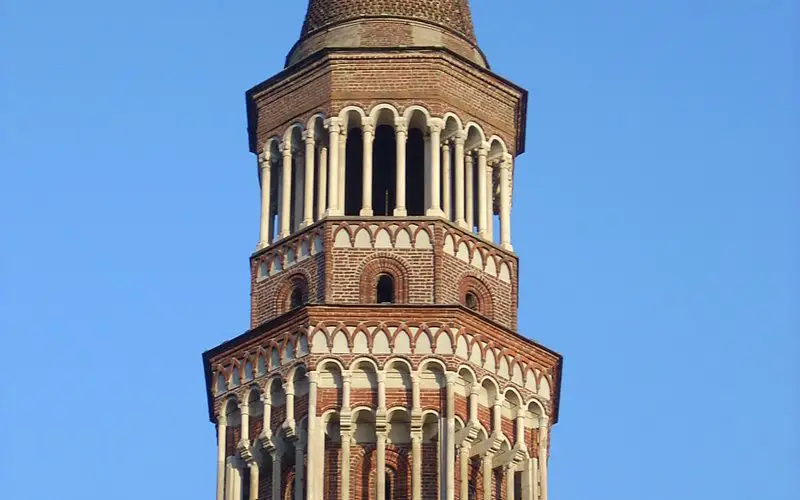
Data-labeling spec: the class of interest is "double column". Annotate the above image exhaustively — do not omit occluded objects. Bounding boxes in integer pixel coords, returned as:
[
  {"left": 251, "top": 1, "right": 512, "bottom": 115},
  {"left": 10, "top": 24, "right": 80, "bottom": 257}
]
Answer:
[
  {"left": 324, "top": 118, "right": 343, "bottom": 217},
  {"left": 257, "top": 152, "right": 272, "bottom": 249}
]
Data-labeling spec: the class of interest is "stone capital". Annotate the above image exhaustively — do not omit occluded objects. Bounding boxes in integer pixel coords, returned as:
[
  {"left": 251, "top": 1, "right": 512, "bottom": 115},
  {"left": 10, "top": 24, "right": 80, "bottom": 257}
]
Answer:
[
  {"left": 361, "top": 118, "right": 375, "bottom": 136},
  {"left": 428, "top": 118, "right": 444, "bottom": 135},
  {"left": 302, "top": 129, "right": 315, "bottom": 143},
  {"left": 324, "top": 117, "right": 342, "bottom": 133},
  {"left": 280, "top": 140, "right": 292, "bottom": 155},
  {"left": 394, "top": 120, "right": 408, "bottom": 134}
]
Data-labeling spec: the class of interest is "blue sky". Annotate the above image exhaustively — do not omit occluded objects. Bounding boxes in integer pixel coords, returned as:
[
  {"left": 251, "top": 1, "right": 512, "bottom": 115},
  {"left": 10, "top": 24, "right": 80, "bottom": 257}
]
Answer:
[{"left": 1, "top": 1, "right": 797, "bottom": 499}]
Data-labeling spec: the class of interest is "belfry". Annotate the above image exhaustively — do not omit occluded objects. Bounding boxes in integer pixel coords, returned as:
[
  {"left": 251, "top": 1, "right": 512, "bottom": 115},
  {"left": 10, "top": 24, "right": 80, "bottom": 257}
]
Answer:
[{"left": 202, "top": 2, "right": 563, "bottom": 500}]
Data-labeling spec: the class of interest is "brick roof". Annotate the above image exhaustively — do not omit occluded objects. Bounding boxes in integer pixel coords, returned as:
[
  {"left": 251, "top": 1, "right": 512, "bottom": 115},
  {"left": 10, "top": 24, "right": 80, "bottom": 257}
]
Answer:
[{"left": 300, "top": 0, "right": 477, "bottom": 43}]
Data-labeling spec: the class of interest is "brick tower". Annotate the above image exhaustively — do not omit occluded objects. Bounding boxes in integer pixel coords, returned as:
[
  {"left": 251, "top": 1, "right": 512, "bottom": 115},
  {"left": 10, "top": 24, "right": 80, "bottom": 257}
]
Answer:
[{"left": 202, "top": 2, "right": 563, "bottom": 500}]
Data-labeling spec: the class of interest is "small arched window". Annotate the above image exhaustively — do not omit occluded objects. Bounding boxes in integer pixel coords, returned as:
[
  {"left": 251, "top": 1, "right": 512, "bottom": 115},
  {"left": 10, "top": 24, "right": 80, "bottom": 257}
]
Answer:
[
  {"left": 465, "top": 291, "right": 479, "bottom": 311},
  {"left": 290, "top": 286, "right": 304, "bottom": 309},
  {"left": 376, "top": 274, "right": 395, "bottom": 304}
]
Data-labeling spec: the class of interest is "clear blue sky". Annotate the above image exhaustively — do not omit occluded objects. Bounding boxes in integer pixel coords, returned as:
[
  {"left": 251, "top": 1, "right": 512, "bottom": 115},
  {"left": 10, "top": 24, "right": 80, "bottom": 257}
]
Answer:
[{"left": 1, "top": 1, "right": 797, "bottom": 499}]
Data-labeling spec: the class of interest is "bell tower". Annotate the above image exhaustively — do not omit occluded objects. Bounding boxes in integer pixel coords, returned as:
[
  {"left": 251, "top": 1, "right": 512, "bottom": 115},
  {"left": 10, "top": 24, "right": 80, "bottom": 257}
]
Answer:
[{"left": 203, "top": 2, "right": 563, "bottom": 500}]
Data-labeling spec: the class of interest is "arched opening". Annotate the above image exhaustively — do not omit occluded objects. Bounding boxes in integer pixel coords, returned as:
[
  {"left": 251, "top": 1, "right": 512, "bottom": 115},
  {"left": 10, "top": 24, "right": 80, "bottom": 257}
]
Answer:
[
  {"left": 345, "top": 128, "right": 363, "bottom": 216},
  {"left": 406, "top": 128, "right": 425, "bottom": 216},
  {"left": 373, "top": 124, "right": 396, "bottom": 216},
  {"left": 465, "top": 291, "right": 479, "bottom": 311},
  {"left": 376, "top": 274, "right": 395, "bottom": 304},
  {"left": 290, "top": 286, "right": 304, "bottom": 309}
]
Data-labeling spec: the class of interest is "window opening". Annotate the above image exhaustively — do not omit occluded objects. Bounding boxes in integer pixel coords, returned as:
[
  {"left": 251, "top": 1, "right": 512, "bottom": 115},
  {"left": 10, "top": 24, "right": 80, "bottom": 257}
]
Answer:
[
  {"left": 376, "top": 274, "right": 395, "bottom": 304},
  {"left": 465, "top": 292, "right": 479, "bottom": 311},
  {"left": 290, "top": 286, "right": 304, "bottom": 309}
]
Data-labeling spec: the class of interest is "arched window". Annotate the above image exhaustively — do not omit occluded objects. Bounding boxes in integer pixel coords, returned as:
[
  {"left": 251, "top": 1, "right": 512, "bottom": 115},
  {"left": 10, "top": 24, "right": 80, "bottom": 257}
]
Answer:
[
  {"left": 465, "top": 291, "right": 479, "bottom": 311},
  {"left": 376, "top": 274, "right": 395, "bottom": 304},
  {"left": 290, "top": 286, "right": 304, "bottom": 309}
]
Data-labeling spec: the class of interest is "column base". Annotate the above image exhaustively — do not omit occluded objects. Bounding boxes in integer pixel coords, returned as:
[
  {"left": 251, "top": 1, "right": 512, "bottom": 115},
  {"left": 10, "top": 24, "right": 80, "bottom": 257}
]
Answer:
[
  {"left": 426, "top": 207, "right": 445, "bottom": 217},
  {"left": 325, "top": 209, "right": 342, "bottom": 217},
  {"left": 456, "top": 219, "right": 469, "bottom": 230},
  {"left": 360, "top": 208, "right": 374, "bottom": 216},
  {"left": 255, "top": 240, "right": 270, "bottom": 251},
  {"left": 278, "top": 231, "right": 290, "bottom": 240},
  {"left": 501, "top": 242, "right": 514, "bottom": 251},
  {"left": 393, "top": 207, "right": 408, "bottom": 217},
  {"left": 300, "top": 219, "right": 314, "bottom": 229}
]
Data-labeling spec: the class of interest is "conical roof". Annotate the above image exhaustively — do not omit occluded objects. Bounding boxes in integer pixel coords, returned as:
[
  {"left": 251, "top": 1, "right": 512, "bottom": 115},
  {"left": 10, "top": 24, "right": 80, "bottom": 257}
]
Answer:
[{"left": 287, "top": 0, "right": 486, "bottom": 67}]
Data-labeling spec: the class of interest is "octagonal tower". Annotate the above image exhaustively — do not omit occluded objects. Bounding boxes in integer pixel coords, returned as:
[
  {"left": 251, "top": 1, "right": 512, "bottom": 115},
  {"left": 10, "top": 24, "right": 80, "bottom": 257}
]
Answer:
[{"left": 203, "top": 2, "right": 562, "bottom": 500}]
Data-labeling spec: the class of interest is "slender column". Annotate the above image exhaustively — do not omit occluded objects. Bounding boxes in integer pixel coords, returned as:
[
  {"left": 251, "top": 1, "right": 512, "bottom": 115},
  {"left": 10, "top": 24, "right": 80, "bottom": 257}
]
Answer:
[
  {"left": 459, "top": 444, "right": 470, "bottom": 500},
  {"left": 258, "top": 153, "right": 272, "bottom": 248},
  {"left": 377, "top": 371, "right": 386, "bottom": 411},
  {"left": 271, "top": 451, "right": 282, "bottom": 500},
  {"left": 531, "top": 458, "right": 539, "bottom": 500},
  {"left": 411, "top": 374, "right": 421, "bottom": 412},
  {"left": 454, "top": 132, "right": 467, "bottom": 228},
  {"left": 445, "top": 372, "right": 457, "bottom": 500},
  {"left": 482, "top": 455, "right": 492, "bottom": 500},
  {"left": 261, "top": 393, "right": 272, "bottom": 438},
  {"left": 523, "top": 458, "right": 537, "bottom": 500},
  {"left": 465, "top": 152, "right": 474, "bottom": 230},
  {"left": 394, "top": 122, "right": 408, "bottom": 216},
  {"left": 492, "top": 397, "right": 503, "bottom": 436},
  {"left": 342, "top": 371, "right": 352, "bottom": 412},
  {"left": 302, "top": 131, "right": 315, "bottom": 227},
  {"left": 499, "top": 155, "right": 513, "bottom": 251},
  {"left": 306, "top": 372, "right": 319, "bottom": 500},
  {"left": 295, "top": 439, "right": 305, "bottom": 500},
  {"left": 249, "top": 462, "right": 260, "bottom": 500},
  {"left": 505, "top": 464, "right": 515, "bottom": 500},
  {"left": 442, "top": 142, "right": 452, "bottom": 219},
  {"left": 317, "top": 145, "right": 327, "bottom": 220},
  {"left": 538, "top": 416, "right": 549, "bottom": 500},
  {"left": 340, "top": 431, "right": 351, "bottom": 500},
  {"left": 486, "top": 163, "right": 494, "bottom": 241},
  {"left": 477, "top": 145, "right": 489, "bottom": 238},
  {"left": 279, "top": 141, "right": 292, "bottom": 238},
  {"left": 411, "top": 433, "right": 422, "bottom": 500},
  {"left": 515, "top": 409, "right": 526, "bottom": 447},
  {"left": 216, "top": 415, "right": 227, "bottom": 500},
  {"left": 226, "top": 459, "right": 236, "bottom": 500},
  {"left": 284, "top": 381, "right": 295, "bottom": 426},
  {"left": 361, "top": 120, "right": 375, "bottom": 216},
  {"left": 469, "top": 385, "right": 479, "bottom": 424},
  {"left": 376, "top": 432, "right": 387, "bottom": 500},
  {"left": 325, "top": 119, "right": 341, "bottom": 216},
  {"left": 239, "top": 399, "right": 250, "bottom": 448},
  {"left": 293, "top": 151, "right": 305, "bottom": 231},
  {"left": 338, "top": 131, "right": 347, "bottom": 214},
  {"left": 424, "top": 133, "right": 431, "bottom": 211},
  {"left": 427, "top": 120, "right": 444, "bottom": 216}
]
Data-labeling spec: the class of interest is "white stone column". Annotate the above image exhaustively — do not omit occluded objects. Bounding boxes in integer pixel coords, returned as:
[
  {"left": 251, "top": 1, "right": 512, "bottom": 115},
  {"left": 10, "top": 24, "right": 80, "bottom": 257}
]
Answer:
[
  {"left": 454, "top": 132, "right": 467, "bottom": 228},
  {"left": 411, "top": 374, "right": 421, "bottom": 412},
  {"left": 411, "top": 432, "right": 422, "bottom": 500},
  {"left": 505, "top": 464, "right": 515, "bottom": 500},
  {"left": 394, "top": 122, "right": 408, "bottom": 216},
  {"left": 492, "top": 397, "right": 503, "bottom": 437},
  {"left": 306, "top": 372, "right": 319, "bottom": 500},
  {"left": 377, "top": 371, "right": 387, "bottom": 411},
  {"left": 325, "top": 119, "right": 341, "bottom": 216},
  {"left": 293, "top": 150, "right": 305, "bottom": 232},
  {"left": 317, "top": 145, "right": 328, "bottom": 220},
  {"left": 477, "top": 145, "right": 489, "bottom": 239},
  {"left": 459, "top": 444, "right": 470, "bottom": 500},
  {"left": 515, "top": 409, "right": 526, "bottom": 447},
  {"left": 442, "top": 141, "right": 452, "bottom": 220},
  {"left": 295, "top": 439, "right": 305, "bottom": 500},
  {"left": 342, "top": 371, "right": 352, "bottom": 412},
  {"left": 376, "top": 432, "right": 387, "bottom": 500},
  {"left": 522, "top": 458, "right": 537, "bottom": 500},
  {"left": 284, "top": 381, "right": 295, "bottom": 427},
  {"left": 340, "top": 431, "right": 351, "bottom": 500},
  {"left": 258, "top": 153, "right": 272, "bottom": 249},
  {"left": 486, "top": 163, "right": 494, "bottom": 241},
  {"left": 227, "top": 460, "right": 240, "bottom": 500},
  {"left": 482, "top": 455, "right": 492, "bottom": 500},
  {"left": 445, "top": 372, "right": 457, "bottom": 500},
  {"left": 279, "top": 141, "right": 292, "bottom": 238},
  {"left": 338, "top": 131, "right": 347, "bottom": 214},
  {"left": 465, "top": 152, "right": 474, "bottom": 230},
  {"left": 469, "top": 385, "right": 479, "bottom": 424},
  {"left": 538, "top": 416, "right": 549, "bottom": 500},
  {"left": 302, "top": 131, "right": 316, "bottom": 227},
  {"left": 249, "top": 462, "right": 260, "bottom": 500},
  {"left": 271, "top": 451, "right": 282, "bottom": 500},
  {"left": 427, "top": 120, "right": 444, "bottom": 217},
  {"left": 216, "top": 415, "right": 227, "bottom": 500},
  {"left": 499, "top": 154, "right": 513, "bottom": 251},
  {"left": 361, "top": 120, "right": 375, "bottom": 216},
  {"left": 261, "top": 393, "right": 272, "bottom": 440}
]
